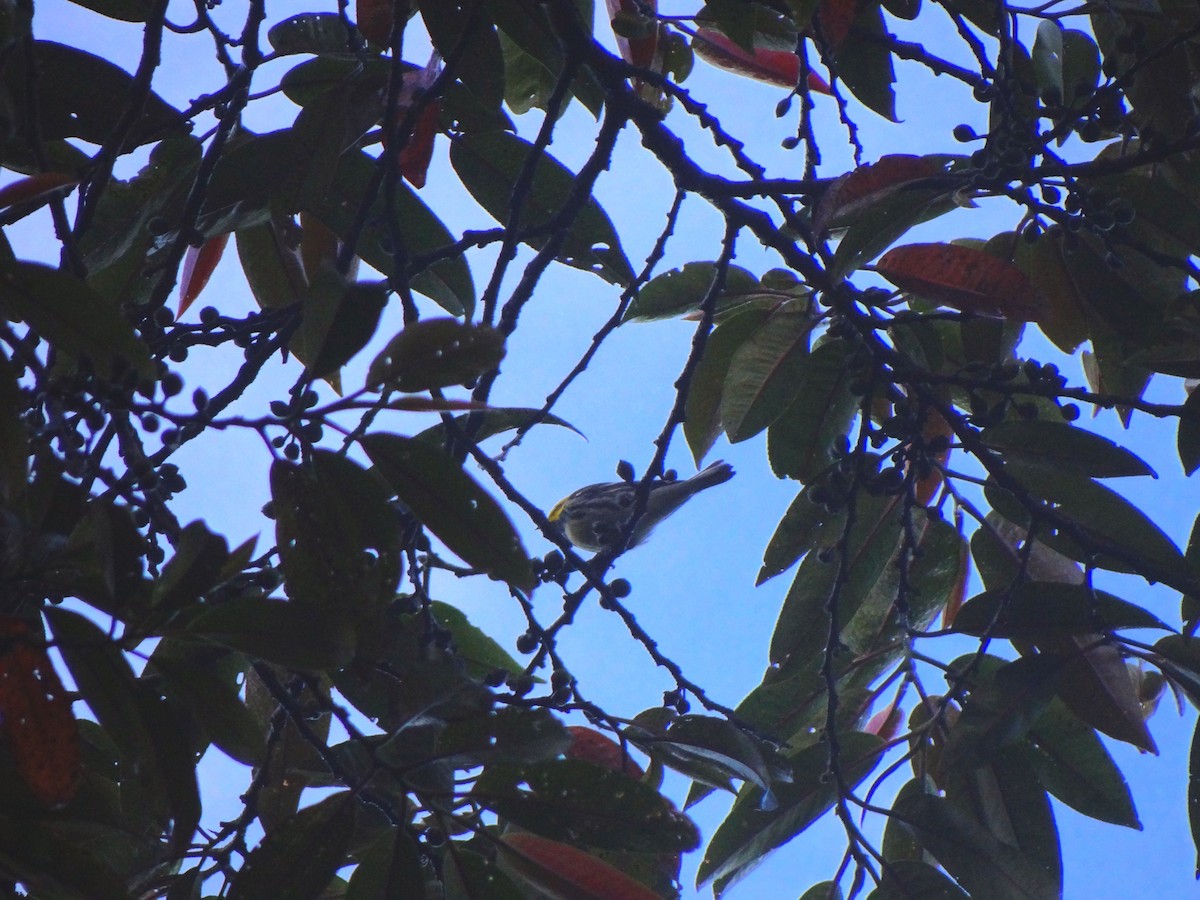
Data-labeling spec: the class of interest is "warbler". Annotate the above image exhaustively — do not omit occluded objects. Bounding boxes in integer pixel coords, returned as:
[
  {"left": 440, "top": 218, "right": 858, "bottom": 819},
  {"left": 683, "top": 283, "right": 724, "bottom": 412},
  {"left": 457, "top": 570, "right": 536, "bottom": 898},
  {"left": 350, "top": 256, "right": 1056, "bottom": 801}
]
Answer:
[{"left": 548, "top": 461, "right": 735, "bottom": 552}]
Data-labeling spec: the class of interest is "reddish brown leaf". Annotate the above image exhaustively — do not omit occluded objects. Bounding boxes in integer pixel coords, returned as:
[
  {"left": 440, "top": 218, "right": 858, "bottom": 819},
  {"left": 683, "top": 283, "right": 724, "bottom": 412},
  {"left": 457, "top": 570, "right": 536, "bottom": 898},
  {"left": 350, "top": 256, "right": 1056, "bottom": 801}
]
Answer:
[
  {"left": 0, "top": 172, "right": 77, "bottom": 212},
  {"left": 565, "top": 725, "right": 645, "bottom": 779},
  {"left": 693, "top": 29, "right": 831, "bottom": 94},
  {"left": 500, "top": 833, "right": 662, "bottom": 900},
  {"left": 607, "top": 0, "right": 659, "bottom": 69},
  {"left": 178, "top": 233, "right": 229, "bottom": 318},
  {"left": 814, "top": 154, "right": 947, "bottom": 236},
  {"left": 380, "top": 54, "right": 443, "bottom": 189},
  {"left": 864, "top": 701, "right": 904, "bottom": 741},
  {"left": 816, "top": 0, "right": 859, "bottom": 49},
  {"left": 0, "top": 615, "right": 81, "bottom": 808},
  {"left": 912, "top": 406, "right": 953, "bottom": 506},
  {"left": 942, "top": 534, "right": 971, "bottom": 628},
  {"left": 298, "top": 211, "right": 340, "bottom": 282},
  {"left": 398, "top": 100, "right": 441, "bottom": 189},
  {"left": 356, "top": 0, "right": 393, "bottom": 46},
  {"left": 877, "top": 242, "right": 1049, "bottom": 321}
]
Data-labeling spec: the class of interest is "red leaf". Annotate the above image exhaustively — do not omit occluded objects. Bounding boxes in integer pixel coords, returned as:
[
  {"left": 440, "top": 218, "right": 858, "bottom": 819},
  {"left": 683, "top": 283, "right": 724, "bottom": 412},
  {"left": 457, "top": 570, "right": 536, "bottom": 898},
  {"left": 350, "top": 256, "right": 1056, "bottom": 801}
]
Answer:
[
  {"left": 0, "top": 172, "right": 77, "bottom": 213},
  {"left": 814, "top": 154, "right": 948, "bottom": 235},
  {"left": 565, "top": 725, "right": 645, "bottom": 778},
  {"left": 877, "top": 242, "right": 1050, "bottom": 322},
  {"left": 693, "top": 29, "right": 831, "bottom": 94},
  {"left": 864, "top": 701, "right": 904, "bottom": 740},
  {"left": 178, "top": 233, "right": 229, "bottom": 318},
  {"left": 0, "top": 615, "right": 81, "bottom": 808},
  {"left": 500, "top": 833, "right": 662, "bottom": 900},
  {"left": 398, "top": 100, "right": 441, "bottom": 189},
  {"left": 356, "top": 0, "right": 393, "bottom": 46},
  {"left": 942, "top": 535, "right": 971, "bottom": 628},
  {"left": 912, "top": 406, "right": 953, "bottom": 506},
  {"left": 607, "top": 0, "right": 659, "bottom": 69}
]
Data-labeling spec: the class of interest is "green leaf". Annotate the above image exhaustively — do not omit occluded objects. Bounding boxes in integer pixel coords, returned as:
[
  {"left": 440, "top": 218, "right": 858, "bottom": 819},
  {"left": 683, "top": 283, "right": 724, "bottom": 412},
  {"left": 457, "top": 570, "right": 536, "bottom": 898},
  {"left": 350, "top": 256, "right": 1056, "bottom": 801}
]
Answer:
[
  {"left": 150, "top": 520, "right": 231, "bottom": 616},
  {"left": 362, "top": 433, "right": 535, "bottom": 590},
  {"left": 870, "top": 860, "right": 968, "bottom": 899},
  {"left": 990, "top": 464, "right": 1191, "bottom": 583},
  {"left": 1191, "top": 715, "right": 1200, "bottom": 877},
  {"left": 228, "top": 793, "right": 356, "bottom": 900},
  {"left": 199, "top": 131, "right": 299, "bottom": 235},
  {"left": 983, "top": 419, "right": 1155, "bottom": 479},
  {"left": 292, "top": 268, "right": 388, "bottom": 379},
  {"left": 684, "top": 305, "right": 771, "bottom": 464},
  {"left": 1179, "top": 390, "right": 1200, "bottom": 476},
  {"left": 44, "top": 607, "right": 157, "bottom": 772},
  {"left": 67, "top": 0, "right": 157, "bottom": 21},
  {"left": 475, "top": 759, "right": 700, "bottom": 853},
  {"left": 0, "top": 814, "right": 132, "bottom": 900},
  {"left": 492, "top": 0, "right": 605, "bottom": 117},
  {"left": 236, "top": 217, "right": 309, "bottom": 310},
  {"left": 149, "top": 639, "right": 265, "bottom": 765},
  {"left": 756, "top": 484, "right": 838, "bottom": 586},
  {"left": 758, "top": 487, "right": 835, "bottom": 585},
  {"left": 944, "top": 752, "right": 1062, "bottom": 894},
  {"left": 444, "top": 848, "right": 524, "bottom": 900},
  {"left": 1060, "top": 30, "right": 1100, "bottom": 101},
  {"left": 346, "top": 829, "right": 428, "bottom": 900},
  {"left": 271, "top": 451, "right": 403, "bottom": 614},
  {"left": 3, "top": 41, "right": 181, "bottom": 148},
  {"left": 418, "top": 0, "right": 505, "bottom": 110},
  {"left": 624, "top": 262, "right": 766, "bottom": 322},
  {"left": 1013, "top": 230, "right": 1090, "bottom": 354},
  {"left": 631, "top": 714, "right": 775, "bottom": 796},
  {"left": 942, "top": 655, "right": 1062, "bottom": 771},
  {"left": 1022, "top": 698, "right": 1140, "bottom": 828},
  {"left": 951, "top": 583, "right": 1169, "bottom": 638},
  {"left": 766, "top": 338, "right": 859, "bottom": 481},
  {"left": 699, "top": 732, "right": 883, "bottom": 892},
  {"left": 450, "top": 130, "right": 635, "bottom": 286},
  {"left": 0, "top": 351, "right": 28, "bottom": 501},
  {"left": 429, "top": 600, "right": 525, "bottom": 680},
  {"left": 0, "top": 260, "right": 153, "bottom": 379},
  {"left": 892, "top": 793, "right": 1061, "bottom": 900},
  {"left": 313, "top": 149, "right": 475, "bottom": 316},
  {"left": 1031, "top": 21, "right": 1064, "bottom": 101},
  {"left": 722, "top": 302, "right": 815, "bottom": 442},
  {"left": 831, "top": 6, "right": 896, "bottom": 121},
  {"left": 268, "top": 13, "right": 355, "bottom": 55},
  {"left": 185, "top": 597, "right": 357, "bottom": 670},
  {"left": 829, "top": 183, "right": 959, "bottom": 281},
  {"left": 415, "top": 408, "right": 583, "bottom": 446},
  {"left": 771, "top": 505, "right": 962, "bottom": 723},
  {"left": 367, "top": 318, "right": 505, "bottom": 392}
]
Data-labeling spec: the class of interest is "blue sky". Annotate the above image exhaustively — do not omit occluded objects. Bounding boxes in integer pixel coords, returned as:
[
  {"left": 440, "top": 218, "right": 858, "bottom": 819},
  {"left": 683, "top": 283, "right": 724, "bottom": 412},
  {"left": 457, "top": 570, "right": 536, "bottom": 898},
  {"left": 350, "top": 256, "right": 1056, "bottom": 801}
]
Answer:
[{"left": 25, "top": 2, "right": 1200, "bottom": 897}]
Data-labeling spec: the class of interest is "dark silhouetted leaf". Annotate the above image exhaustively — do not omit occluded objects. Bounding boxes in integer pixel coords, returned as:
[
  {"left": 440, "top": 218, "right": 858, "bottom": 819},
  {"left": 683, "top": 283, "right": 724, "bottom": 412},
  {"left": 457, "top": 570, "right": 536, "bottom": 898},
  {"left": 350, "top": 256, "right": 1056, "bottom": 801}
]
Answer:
[
  {"left": 982, "top": 420, "right": 1155, "bottom": 479},
  {"left": 450, "top": 130, "right": 635, "bottom": 286},
  {"left": 0, "top": 260, "right": 153, "bottom": 378},
  {"left": 477, "top": 759, "right": 699, "bottom": 853},
  {"left": 362, "top": 433, "right": 534, "bottom": 590},
  {"left": 699, "top": 732, "right": 883, "bottom": 892},
  {"left": 952, "top": 583, "right": 1168, "bottom": 638},
  {"left": 229, "top": 793, "right": 355, "bottom": 900}
]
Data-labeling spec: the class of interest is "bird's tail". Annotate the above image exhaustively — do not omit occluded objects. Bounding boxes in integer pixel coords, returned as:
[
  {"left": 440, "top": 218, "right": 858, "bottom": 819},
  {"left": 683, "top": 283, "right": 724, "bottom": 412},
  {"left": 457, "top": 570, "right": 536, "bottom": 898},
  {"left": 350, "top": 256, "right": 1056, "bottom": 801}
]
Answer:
[{"left": 689, "top": 460, "right": 735, "bottom": 491}]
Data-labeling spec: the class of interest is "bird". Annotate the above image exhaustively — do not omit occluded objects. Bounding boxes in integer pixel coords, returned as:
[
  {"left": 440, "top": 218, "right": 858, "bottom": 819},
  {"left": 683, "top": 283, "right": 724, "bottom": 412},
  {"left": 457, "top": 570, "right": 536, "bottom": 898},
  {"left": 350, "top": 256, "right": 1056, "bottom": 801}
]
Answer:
[{"left": 548, "top": 461, "right": 735, "bottom": 553}]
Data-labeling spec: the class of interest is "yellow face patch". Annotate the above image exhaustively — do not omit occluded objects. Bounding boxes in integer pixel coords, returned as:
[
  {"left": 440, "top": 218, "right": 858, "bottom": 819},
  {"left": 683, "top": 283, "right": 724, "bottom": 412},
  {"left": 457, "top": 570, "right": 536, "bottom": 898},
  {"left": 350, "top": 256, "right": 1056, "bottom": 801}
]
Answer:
[{"left": 548, "top": 497, "right": 570, "bottom": 521}]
